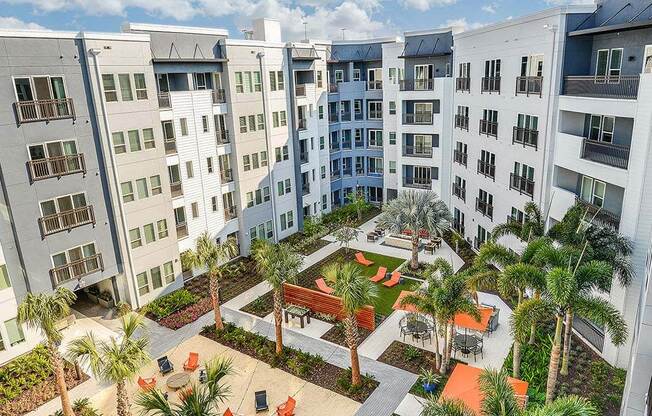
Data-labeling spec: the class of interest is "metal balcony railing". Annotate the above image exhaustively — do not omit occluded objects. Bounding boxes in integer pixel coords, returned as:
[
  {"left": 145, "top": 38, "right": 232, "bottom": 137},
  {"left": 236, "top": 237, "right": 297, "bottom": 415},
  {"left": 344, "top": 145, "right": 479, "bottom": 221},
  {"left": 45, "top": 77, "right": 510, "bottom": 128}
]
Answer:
[
  {"left": 341, "top": 141, "right": 352, "bottom": 150},
  {"left": 39, "top": 206, "right": 95, "bottom": 238},
  {"left": 170, "top": 181, "right": 183, "bottom": 198},
  {"left": 453, "top": 150, "right": 467, "bottom": 166},
  {"left": 330, "top": 142, "right": 340, "bottom": 152},
  {"left": 343, "top": 169, "right": 353, "bottom": 177},
  {"left": 212, "top": 89, "right": 226, "bottom": 104},
  {"left": 479, "top": 119, "right": 498, "bottom": 137},
  {"left": 512, "top": 127, "right": 538, "bottom": 149},
  {"left": 452, "top": 219, "right": 465, "bottom": 236},
  {"left": 224, "top": 206, "right": 237, "bottom": 221},
  {"left": 354, "top": 112, "right": 364, "bottom": 121},
  {"left": 298, "top": 118, "right": 307, "bottom": 130},
  {"left": 164, "top": 139, "right": 177, "bottom": 154},
  {"left": 50, "top": 253, "right": 103, "bottom": 287},
  {"left": 403, "top": 145, "right": 433, "bottom": 158},
  {"left": 573, "top": 316, "right": 605, "bottom": 352},
  {"left": 404, "top": 178, "right": 432, "bottom": 189},
  {"left": 477, "top": 160, "right": 496, "bottom": 179},
  {"left": 516, "top": 76, "right": 543, "bottom": 97},
  {"left": 331, "top": 171, "right": 341, "bottom": 180},
  {"left": 329, "top": 113, "right": 338, "bottom": 123},
  {"left": 340, "top": 111, "right": 351, "bottom": 122},
  {"left": 404, "top": 113, "right": 433, "bottom": 125},
  {"left": 15, "top": 98, "right": 75, "bottom": 124},
  {"left": 510, "top": 173, "right": 535, "bottom": 198},
  {"left": 176, "top": 222, "right": 189, "bottom": 239},
  {"left": 475, "top": 198, "right": 494, "bottom": 220},
  {"left": 27, "top": 154, "right": 86, "bottom": 182},
  {"left": 575, "top": 197, "right": 621, "bottom": 230},
  {"left": 581, "top": 139, "right": 630, "bottom": 169},
  {"left": 456, "top": 77, "right": 470, "bottom": 92},
  {"left": 452, "top": 184, "right": 466, "bottom": 201},
  {"left": 399, "top": 79, "right": 434, "bottom": 91},
  {"left": 300, "top": 152, "right": 309, "bottom": 164},
  {"left": 216, "top": 130, "right": 230, "bottom": 145},
  {"left": 455, "top": 115, "right": 469, "bottom": 130},
  {"left": 302, "top": 184, "right": 310, "bottom": 195},
  {"left": 295, "top": 84, "right": 306, "bottom": 97},
  {"left": 563, "top": 75, "right": 639, "bottom": 99},
  {"left": 481, "top": 76, "right": 501, "bottom": 93},
  {"left": 220, "top": 168, "right": 233, "bottom": 183},
  {"left": 328, "top": 84, "right": 339, "bottom": 93},
  {"left": 158, "top": 92, "right": 171, "bottom": 108},
  {"left": 367, "top": 80, "right": 383, "bottom": 90}
]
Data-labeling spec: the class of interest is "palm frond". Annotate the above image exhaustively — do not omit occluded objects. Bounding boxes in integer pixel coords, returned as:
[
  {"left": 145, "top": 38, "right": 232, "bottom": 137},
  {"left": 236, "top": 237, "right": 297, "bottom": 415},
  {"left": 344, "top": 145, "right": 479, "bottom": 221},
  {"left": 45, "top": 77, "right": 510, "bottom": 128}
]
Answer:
[
  {"left": 511, "top": 298, "right": 555, "bottom": 343},
  {"left": 527, "top": 395, "right": 598, "bottom": 416},
  {"left": 420, "top": 397, "right": 474, "bottom": 416},
  {"left": 478, "top": 369, "right": 521, "bottom": 416},
  {"left": 575, "top": 294, "right": 627, "bottom": 346}
]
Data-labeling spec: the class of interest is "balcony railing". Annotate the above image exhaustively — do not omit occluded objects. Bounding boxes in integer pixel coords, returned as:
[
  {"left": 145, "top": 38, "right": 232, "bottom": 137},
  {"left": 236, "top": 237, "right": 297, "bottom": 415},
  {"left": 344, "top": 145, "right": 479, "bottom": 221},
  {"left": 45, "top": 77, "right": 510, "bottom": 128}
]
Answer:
[
  {"left": 581, "top": 139, "right": 630, "bottom": 169},
  {"left": 573, "top": 316, "right": 605, "bottom": 352},
  {"left": 510, "top": 173, "right": 535, "bottom": 198},
  {"left": 512, "top": 127, "right": 538, "bottom": 149},
  {"left": 343, "top": 169, "right": 353, "bottom": 177},
  {"left": 403, "top": 146, "right": 433, "bottom": 158},
  {"left": 479, "top": 120, "right": 498, "bottom": 137},
  {"left": 164, "top": 139, "right": 177, "bottom": 155},
  {"left": 453, "top": 150, "right": 467, "bottom": 166},
  {"left": 563, "top": 75, "right": 639, "bottom": 99},
  {"left": 404, "top": 178, "right": 432, "bottom": 189},
  {"left": 302, "top": 184, "right": 310, "bottom": 195},
  {"left": 331, "top": 171, "right": 341, "bottom": 180},
  {"left": 452, "top": 184, "right": 466, "bottom": 201},
  {"left": 176, "top": 222, "right": 189, "bottom": 239},
  {"left": 216, "top": 130, "right": 230, "bottom": 145},
  {"left": 39, "top": 206, "right": 95, "bottom": 238},
  {"left": 27, "top": 154, "right": 86, "bottom": 182},
  {"left": 455, "top": 115, "right": 469, "bottom": 130},
  {"left": 342, "top": 141, "right": 352, "bottom": 150},
  {"left": 452, "top": 219, "right": 465, "bottom": 235},
  {"left": 456, "top": 77, "right": 470, "bottom": 92},
  {"left": 475, "top": 198, "right": 494, "bottom": 220},
  {"left": 330, "top": 143, "right": 340, "bottom": 152},
  {"left": 295, "top": 84, "right": 306, "bottom": 97},
  {"left": 170, "top": 181, "right": 183, "bottom": 198},
  {"left": 355, "top": 168, "right": 364, "bottom": 175},
  {"left": 481, "top": 76, "right": 501, "bottom": 93},
  {"left": 15, "top": 98, "right": 75, "bottom": 124},
  {"left": 516, "top": 76, "right": 543, "bottom": 97},
  {"left": 328, "top": 84, "right": 339, "bottom": 93},
  {"left": 575, "top": 197, "right": 621, "bottom": 230},
  {"left": 399, "top": 79, "right": 434, "bottom": 91},
  {"left": 329, "top": 113, "right": 338, "bottom": 123},
  {"left": 212, "top": 89, "right": 226, "bottom": 104},
  {"left": 477, "top": 160, "right": 496, "bottom": 179},
  {"left": 300, "top": 152, "right": 309, "bottom": 164},
  {"left": 298, "top": 118, "right": 307, "bottom": 130},
  {"left": 340, "top": 111, "right": 351, "bottom": 122},
  {"left": 355, "top": 112, "right": 364, "bottom": 121},
  {"left": 224, "top": 205, "right": 237, "bottom": 221},
  {"left": 367, "top": 80, "right": 383, "bottom": 90},
  {"left": 404, "top": 113, "right": 433, "bottom": 125},
  {"left": 220, "top": 169, "right": 233, "bottom": 183},
  {"left": 158, "top": 92, "right": 171, "bottom": 108},
  {"left": 50, "top": 253, "right": 103, "bottom": 287}
]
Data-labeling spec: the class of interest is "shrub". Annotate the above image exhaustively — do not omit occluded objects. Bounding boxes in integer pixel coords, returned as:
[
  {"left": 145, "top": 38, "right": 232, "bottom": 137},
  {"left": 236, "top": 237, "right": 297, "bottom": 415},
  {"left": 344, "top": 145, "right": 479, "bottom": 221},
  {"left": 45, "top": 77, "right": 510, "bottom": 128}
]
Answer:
[
  {"left": 0, "top": 345, "right": 52, "bottom": 405},
  {"left": 158, "top": 297, "right": 212, "bottom": 329},
  {"left": 404, "top": 345, "right": 422, "bottom": 362},
  {"left": 52, "top": 398, "right": 102, "bottom": 416},
  {"left": 144, "top": 289, "right": 198, "bottom": 319}
]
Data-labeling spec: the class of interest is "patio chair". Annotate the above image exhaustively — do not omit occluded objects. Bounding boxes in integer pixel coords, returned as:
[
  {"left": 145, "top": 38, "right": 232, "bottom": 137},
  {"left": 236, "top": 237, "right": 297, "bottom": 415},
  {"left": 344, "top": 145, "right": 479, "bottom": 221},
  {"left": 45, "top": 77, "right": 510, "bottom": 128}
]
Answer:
[
  {"left": 355, "top": 252, "right": 374, "bottom": 267},
  {"left": 183, "top": 352, "right": 199, "bottom": 371},
  {"left": 383, "top": 271, "right": 401, "bottom": 287},
  {"left": 370, "top": 266, "right": 387, "bottom": 283},
  {"left": 157, "top": 356, "right": 174, "bottom": 375},
  {"left": 472, "top": 339, "right": 484, "bottom": 361},
  {"left": 418, "top": 331, "right": 432, "bottom": 346},
  {"left": 315, "top": 277, "right": 335, "bottom": 294},
  {"left": 137, "top": 376, "right": 156, "bottom": 391},
  {"left": 367, "top": 233, "right": 377, "bottom": 242},
  {"left": 255, "top": 390, "right": 269, "bottom": 412},
  {"left": 276, "top": 396, "right": 296, "bottom": 416}
]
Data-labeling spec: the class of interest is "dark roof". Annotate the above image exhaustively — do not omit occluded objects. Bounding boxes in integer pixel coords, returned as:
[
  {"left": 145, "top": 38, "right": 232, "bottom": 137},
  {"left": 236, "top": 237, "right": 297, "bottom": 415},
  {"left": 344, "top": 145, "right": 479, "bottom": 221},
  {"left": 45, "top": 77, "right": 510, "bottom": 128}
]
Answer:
[
  {"left": 327, "top": 42, "right": 383, "bottom": 63},
  {"left": 292, "top": 46, "right": 320, "bottom": 60},
  {"left": 400, "top": 32, "right": 452, "bottom": 59},
  {"left": 570, "top": 0, "right": 652, "bottom": 36}
]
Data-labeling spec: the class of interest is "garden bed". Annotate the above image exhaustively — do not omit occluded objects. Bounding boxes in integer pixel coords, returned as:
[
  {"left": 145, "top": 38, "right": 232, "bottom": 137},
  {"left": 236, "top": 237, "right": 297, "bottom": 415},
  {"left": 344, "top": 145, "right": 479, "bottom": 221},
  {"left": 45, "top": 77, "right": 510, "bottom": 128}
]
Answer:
[
  {"left": 201, "top": 323, "right": 378, "bottom": 402},
  {"left": 280, "top": 234, "right": 331, "bottom": 256},
  {"left": 0, "top": 345, "right": 89, "bottom": 416},
  {"left": 320, "top": 321, "right": 374, "bottom": 347}
]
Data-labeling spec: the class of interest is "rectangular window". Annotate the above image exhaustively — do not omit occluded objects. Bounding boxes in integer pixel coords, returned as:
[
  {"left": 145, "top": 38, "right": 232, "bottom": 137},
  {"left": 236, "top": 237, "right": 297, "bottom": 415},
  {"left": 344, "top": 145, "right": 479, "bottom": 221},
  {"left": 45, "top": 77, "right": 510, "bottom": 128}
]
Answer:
[
  {"left": 368, "top": 101, "right": 382, "bottom": 119},
  {"left": 235, "top": 72, "right": 244, "bottom": 93},
  {"left": 353, "top": 69, "right": 360, "bottom": 81},
  {"left": 144, "top": 223, "right": 156, "bottom": 244},
  {"left": 5, "top": 318, "right": 25, "bottom": 347},
  {"left": 243, "top": 155, "right": 251, "bottom": 171},
  {"left": 252, "top": 153, "right": 259, "bottom": 169},
  {"left": 389, "top": 132, "right": 396, "bottom": 145},
  {"left": 320, "top": 136, "right": 325, "bottom": 150},
  {"left": 150, "top": 175, "right": 162, "bottom": 195},
  {"left": 134, "top": 73, "right": 147, "bottom": 99},
  {"left": 246, "top": 192, "right": 254, "bottom": 208},
  {"left": 335, "top": 70, "right": 344, "bottom": 83},
  {"left": 389, "top": 161, "right": 396, "bottom": 173},
  {"left": 212, "top": 196, "right": 218, "bottom": 211},
  {"left": 257, "top": 114, "right": 265, "bottom": 130},
  {"left": 207, "top": 157, "right": 214, "bottom": 173},
  {"left": 136, "top": 178, "right": 149, "bottom": 199},
  {"left": 368, "top": 130, "right": 383, "bottom": 147},
  {"left": 273, "top": 112, "right": 280, "bottom": 128},
  {"left": 163, "top": 261, "right": 174, "bottom": 283},
  {"left": 277, "top": 71, "right": 284, "bottom": 90},
  {"left": 180, "top": 118, "right": 188, "bottom": 136},
  {"left": 239, "top": 116, "right": 247, "bottom": 133},
  {"left": 389, "top": 101, "right": 396, "bottom": 115},
  {"left": 263, "top": 186, "right": 271, "bottom": 202},
  {"left": 280, "top": 213, "right": 287, "bottom": 231},
  {"left": 191, "top": 202, "right": 199, "bottom": 218},
  {"left": 102, "top": 74, "right": 117, "bottom": 102},
  {"left": 113, "top": 132, "right": 126, "bottom": 154},
  {"left": 0, "top": 264, "right": 10, "bottom": 290},
  {"left": 261, "top": 151, "right": 268, "bottom": 167},
  {"left": 249, "top": 115, "right": 256, "bottom": 131},
  {"left": 157, "top": 219, "right": 168, "bottom": 239},
  {"left": 143, "top": 128, "right": 155, "bottom": 149},
  {"left": 137, "top": 272, "right": 149, "bottom": 296},
  {"left": 128, "top": 130, "right": 141, "bottom": 152},
  {"left": 151, "top": 266, "right": 162, "bottom": 290},
  {"left": 321, "top": 166, "right": 326, "bottom": 179},
  {"left": 118, "top": 74, "right": 133, "bottom": 101},
  {"left": 186, "top": 161, "right": 194, "bottom": 178},
  {"left": 280, "top": 111, "right": 287, "bottom": 126},
  {"left": 202, "top": 115, "right": 209, "bottom": 133},
  {"left": 130, "top": 228, "right": 142, "bottom": 249},
  {"left": 121, "top": 181, "right": 134, "bottom": 203},
  {"left": 254, "top": 71, "right": 262, "bottom": 92},
  {"left": 269, "top": 71, "right": 277, "bottom": 91}
]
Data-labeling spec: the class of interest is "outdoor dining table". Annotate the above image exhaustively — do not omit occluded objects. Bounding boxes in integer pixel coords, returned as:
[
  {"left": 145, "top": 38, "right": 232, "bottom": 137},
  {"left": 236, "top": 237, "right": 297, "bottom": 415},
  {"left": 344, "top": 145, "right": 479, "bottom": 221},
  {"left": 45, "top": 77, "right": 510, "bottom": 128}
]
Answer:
[
  {"left": 284, "top": 305, "right": 311, "bottom": 328},
  {"left": 166, "top": 372, "right": 190, "bottom": 390},
  {"left": 454, "top": 333, "right": 479, "bottom": 355}
]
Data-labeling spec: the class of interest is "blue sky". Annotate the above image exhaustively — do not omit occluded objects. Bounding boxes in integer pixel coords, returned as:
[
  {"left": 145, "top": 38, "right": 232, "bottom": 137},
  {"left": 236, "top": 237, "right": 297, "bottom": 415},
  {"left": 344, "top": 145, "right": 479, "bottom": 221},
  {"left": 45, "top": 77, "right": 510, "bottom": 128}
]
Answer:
[{"left": 0, "top": 0, "right": 588, "bottom": 40}]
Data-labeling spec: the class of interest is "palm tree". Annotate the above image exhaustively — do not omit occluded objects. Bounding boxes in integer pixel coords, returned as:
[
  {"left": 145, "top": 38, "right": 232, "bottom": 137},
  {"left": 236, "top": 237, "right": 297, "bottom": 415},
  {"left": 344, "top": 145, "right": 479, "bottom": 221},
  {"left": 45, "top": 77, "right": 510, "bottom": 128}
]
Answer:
[
  {"left": 421, "top": 398, "right": 474, "bottom": 416},
  {"left": 491, "top": 201, "right": 545, "bottom": 242},
  {"left": 333, "top": 223, "right": 361, "bottom": 253},
  {"left": 323, "top": 262, "right": 378, "bottom": 386},
  {"left": 378, "top": 190, "right": 450, "bottom": 270},
  {"left": 137, "top": 357, "right": 233, "bottom": 416},
  {"left": 183, "top": 232, "right": 237, "bottom": 330},
  {"left": 17, "top": 287, "right": 77, "bottom": 416},
  {"left": 346, "top": 190, "right": 368, "bottom": 222},
  {"left": 252, "top": 239, "right": 303, "bottom": 354},
  {"left": 67, "top": 313, "right": 149, "bottom": 416}
]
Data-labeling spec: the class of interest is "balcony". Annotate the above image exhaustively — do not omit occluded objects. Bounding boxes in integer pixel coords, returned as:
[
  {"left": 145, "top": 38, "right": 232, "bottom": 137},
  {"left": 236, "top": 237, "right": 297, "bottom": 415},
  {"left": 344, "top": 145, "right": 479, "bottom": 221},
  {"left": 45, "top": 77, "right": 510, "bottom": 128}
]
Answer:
[
  {"left": 563, "top": 75, "right": 639, "bottom": 99},
  {"left": 300, "top": 152, "right": 309, "bottom": 164},
  {"left": 340, "top": 111, "right": 351, "bottom": 122},
  {"left": 581, "top": 139, "right": 630, "bottom": 170},
  {"left": 302, "top": 184, "right": 310, "bottom": 195},
  {"left": 403, "top": 145, "right": 433, "bottom": 158},
  {"left": 295, "top": 84, "right": 306, "bottom": 97},
  {"left": 452, "top": 219, "right": 465, "bottom": 236},
  {"left": 367, "top": 80, "right": 383, "bottom": 90},
  {"left": 38, "top": 206, "right": 95, "bottom": 238},
  {"left": 342, "top": 141, "right": 352, "bottom": 150},
  {"left": 575, "top": 197, "right": 621, "bottom": 230},
  {"left": 27, "top": 154, "right": 86, "bottom": 182},
  {"left": 330, "top": 142, "right": 340, "bottom": 153},
  {"left": 170, "top": 181, "right": 183, "bottom": 198},
  {"left": 331, "top": 171, "right": 341, "bottom": 180},
  {"left": 212, "top": 89, "right": 226, "bottom": 104},
  {"left": 50, "top": 253, "right": 103, "bottom": 287},
  {"left": 355, "top": 112, "right": 364, "bottom": 121},
  {"left": 164, "top": 139, "right": 177, "bottom": 155},
  {"left": 224, "top": 205, "right": 237, "bottom": 221},
  {"left": 452, "top": 184, "right": 466, "bottom": 201},
  {"left": 512, "top": 127, "right": 538, "bottom": 149},
  {"left": 158, "top": 92, "right": 171, "bottom": 108},
  {"left": 329, "top": 112, "right": 338, "bottom": 123},
  {"left": 455, "top": 77, "right": 470, "bottom": 92},
  {"left": 368, "top": 169, "right": 383, "bottom": 177},
  {"left": 399, "top": 79, "right": 434, "bottom": 91},
  {"left": 455, "top": 115, "right": 469, "bottom": 131},
  {"left": 403, "top": 113, "right": 433, "bottom": 125},
  {"left": 404, "top": 178, "right": 432, "bottom": 190},
  {"left": 510, "top": 173, "right": 535, "bottom": 198},
  {"left": 216, "top": 130, "right": 230, "bottom": 145},
  {"left": 516, "top": 76, "right": 543, "bottom": 97},
  {"left": 475, "top": 198, "right": 494, "bottom": 220},
  {"left": 453, "top": 150, "right": 467, "bottom": 166},
  {"left": 220, "top": 169, "right": 233, "bottom": 183},
  {"left": 355, "top": 168, "right": 364, "bottom": 175},
  {"left": 477, "top": 160, "right": 496, "bottom": 179},
  {"left": 328, "top": 84, "right": 339, "bottom": 93},
  {"left": 343, "top": 169, "right": 353, "bottom": 177},
  {"left": 481, "top": 77, "right": 501, "bottom": 93},
  {"left": 176, "top": 222, "right": 189, "bottom": 239},
  {"left": 298, "top": 118, "right": 307, "bottom": 131},
  {"left": 479, "top": 120, "right": 498, "bottom": 137},
  {"left": 15, "top": 98, "right": 75, "bottom": 124}
]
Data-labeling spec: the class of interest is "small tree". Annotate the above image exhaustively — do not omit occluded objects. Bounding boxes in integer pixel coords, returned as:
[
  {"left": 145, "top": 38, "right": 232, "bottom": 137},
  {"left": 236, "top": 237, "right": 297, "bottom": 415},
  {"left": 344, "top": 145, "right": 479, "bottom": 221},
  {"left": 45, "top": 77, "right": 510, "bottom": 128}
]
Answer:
[
  {"left": 334, "top": 224, "right": 360, "bottom": 253},
  {"left": 346, "top": 191, "right": 368, "bottom": 222}
]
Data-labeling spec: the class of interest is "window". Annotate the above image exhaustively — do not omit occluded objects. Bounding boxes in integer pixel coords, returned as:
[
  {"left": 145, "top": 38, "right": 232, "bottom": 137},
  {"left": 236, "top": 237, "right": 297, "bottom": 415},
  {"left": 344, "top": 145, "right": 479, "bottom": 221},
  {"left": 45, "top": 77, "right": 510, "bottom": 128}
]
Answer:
[
  {"left": 191, "top": 202, "right": 199, "bottom": 218},
  {"left": 580, "top": 176, "right": 606, "bottom": 207},
  {"left": 134, "top": 73, "right": 147, "bottom": 99},
  {"left": 118, "top": 74, "right": 133, "bottom": 101},
  {"left": 476, "top": 225, "right": 491, "bottom": 248},
  {"left": 368, "top": 130, "right": 383, "bottom": 147},
  {"left": 0, "top": 264, "right": 10, "bottom": 290},
  {"left": 389, "top": 101, "right": 396, "bottom": 115},
  {"left": 588, "top": 114, "right": 615, "bottom": 143},
  {"left": 322, "top": 194, "right": 328, "bottom": 210},
  {"left": 280, "top": 111, "right": 287, "bottom": 126},
  {"left": 239, "top": 116, "right": 247, "bottom": 133},
  {"left": 280, "top": 211, "right": 294, "bottom": 231},
  {"left": 269, "top": 71, "right": 284, "bottom": 91},
  {"left": 128, "top": 130, "right": 141, "bottom": 152},
  {"left": 157, "top": 219, "right": 168, "bottom": 239},
  {"left": 368, "top": 157, "right": 383, "bottom": 174},
  {"left": 249, "top": 115, "right": 256, "bottom": 131},
  {"left": 389, "top": 68, "right": 397, "bottom": 84},
  {"left": 180, "top": 118, "right": 190, "bottom": 136},
  {"left": 5, "top": 319, "right": 25, "bottom": 346},
  {"left": 275, "top": 145, "right": 289, "bottom": 161},
  {"left": 269, "top": 71, "right": 277, "bottom": 91},
  {"left": 354, "top": 100, "right": 362, "bottom": 115},
  {"left": 252, "top": 153, "right": 259, "bottom": 169},
  {"left": 121, "top": 181, "right": 134, "bottom": 203},
  {"left": 143, "top": 128, "right": 155, "bottom": 149},
  {"left": 320, "top": 136, "right": 325, "bottom": 150},
  {"left": 150, "top": 175, "right": 162, "bottom": 195},
  {"left": 335, "top": 70, "right": 344, "bottom": 83},
  {"left": 246, "top": 192, "right": 254, "bottom": 208},
  {"left": 257, "top": 114, "right": 265, "bottom": 130},
  {"left": 261, "top": 151, "right": 268, "bottom": 167},
  {"left": 253, "top": 71, "right": 262, "bottom": 92},
  {"left": 136, "top": 178, "right": 149, "bottom": 199},
  {"left": 163, "top": 261, "right": 174, "bottom": 284},
  {"left": 137, "top": 272, "right": 149, "bottom": 295},
  {"left": 243, "top": 72, "right": 252, "bottom": 93},
  {"left": 273, "top": 112, "right": 280, "bottom": 128},
  {"left": 353, "top": 69, "right": 360, "bottom": 81},
  {"left": 277, "top": 71, "right": 284, "bottom": 90},
  {"left": 389, "top": 161, "right": 396, "bottom": 173},
  {"left": 193, "top": 73, "right": 207, "bottom": 90},
  {"left": 235, "top": 72, "right": 244, "bottom": 93},
  {"left": 151, "top": 266, "right": 162, "bottom": 290},
  {"left": 207, "top": 157, "right": 214, "bottom": 173},
  {"left": 319, "top": 106, "right": 324, "bottom": 119},
  {"left": 321, "top": 166, "right": 326, "bottom": 179},
  {"left": 102, "top": 74, "right": 117, "bottom": 102},
  {"left": 596, "top": 48, "right": 623, "bottom": 78},
  {"left": 113, "top": 132, "right": 126, "bottom": 154},
  {"left": 211, "top": 196, "right": 218, "bottom": 211},
  {"left": 130, "top": 228, "right": 142, "bottom": 249},
  {"left": 202, "top": 115, "right": 209, "bottom": 133},
  {"left": 368, "top": 101, "right": 382, "bottom": 119},
  {"left": 243, "top": 155, "right": 251, "bottom": 171},
  {"left": 389, "top": 132, "right": 396, "bottom": 145},
  {"left": 317, "top": 71, "right": 323, "bottom": 88},
  {"left": 263, "top": 186, "right": 271, "bottom": 202}
]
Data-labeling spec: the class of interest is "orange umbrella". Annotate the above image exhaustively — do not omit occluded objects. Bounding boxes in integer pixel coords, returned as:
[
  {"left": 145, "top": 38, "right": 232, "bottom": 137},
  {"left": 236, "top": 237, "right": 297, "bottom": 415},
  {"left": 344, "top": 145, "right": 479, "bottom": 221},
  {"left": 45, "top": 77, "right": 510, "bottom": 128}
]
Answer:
[
  {"left": 453, "top": 306, "right": 493, "bottom": 332},
  {"left": 392, "top": 290, "right": 418, "bottom": 313}
]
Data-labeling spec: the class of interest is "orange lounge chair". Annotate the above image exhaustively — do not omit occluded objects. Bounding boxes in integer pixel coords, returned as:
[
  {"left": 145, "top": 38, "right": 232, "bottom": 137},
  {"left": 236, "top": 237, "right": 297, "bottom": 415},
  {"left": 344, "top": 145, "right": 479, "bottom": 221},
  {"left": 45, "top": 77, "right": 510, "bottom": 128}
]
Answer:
[
  {"left": 355, "top": 252, "right": 374, "bottom": 267},
  {"left": 370, "top": 266, "right": 387, "bottom": 283},
  {"left": 137, "top": 376, "right": 156, "bottom": 391},
  {"left": 315, "top": 277, "right": 335, "bottom": 294},
  {"left": 184, "top": 352, "right": 199, "bottom": 371},
  {"left": 383, "top": 271, "right": 401, "bottom": 287},
  {"left": 276, "top": 396, "right": 296, "bottom": 416}
]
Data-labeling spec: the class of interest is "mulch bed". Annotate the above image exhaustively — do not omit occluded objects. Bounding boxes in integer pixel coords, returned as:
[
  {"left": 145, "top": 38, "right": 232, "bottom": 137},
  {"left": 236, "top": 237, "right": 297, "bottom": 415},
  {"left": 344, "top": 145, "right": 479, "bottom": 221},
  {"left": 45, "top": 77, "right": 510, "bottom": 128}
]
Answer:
[
  {"left": 1, "top": 366, "right": 88, "bottom": 416},
  {"left": 201, "top": 323, "right": 378, "bottom": 403},
  {"left": 240, "top": 291, "right": 274, "bottom": 318},
  {"left": 280, "top": 233, "right": 331, "bottom": 256},
  {"left": 320, "top": 323, "right": 374, "bottom": 348}
]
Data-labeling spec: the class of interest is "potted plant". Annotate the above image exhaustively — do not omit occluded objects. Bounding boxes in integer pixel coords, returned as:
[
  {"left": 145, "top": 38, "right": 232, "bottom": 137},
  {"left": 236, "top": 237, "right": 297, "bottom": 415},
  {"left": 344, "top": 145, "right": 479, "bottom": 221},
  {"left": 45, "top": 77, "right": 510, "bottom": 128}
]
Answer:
[
  {"left": 87, "top": 285, "right": 100, "bottom": 303},
  {"left": 98, "top": 291, "right": 114, "bottom": 309},
  {"left": 419, "top": 368, "right": 441, "bottom": 394}
]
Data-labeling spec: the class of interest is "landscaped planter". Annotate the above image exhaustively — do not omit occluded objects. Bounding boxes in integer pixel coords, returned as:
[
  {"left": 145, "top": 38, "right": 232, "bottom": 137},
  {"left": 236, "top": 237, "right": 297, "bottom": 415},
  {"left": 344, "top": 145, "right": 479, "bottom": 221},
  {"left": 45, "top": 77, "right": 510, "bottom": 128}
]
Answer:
[{"left": 98, "top": 296, "right": 114, "bottom": 309}]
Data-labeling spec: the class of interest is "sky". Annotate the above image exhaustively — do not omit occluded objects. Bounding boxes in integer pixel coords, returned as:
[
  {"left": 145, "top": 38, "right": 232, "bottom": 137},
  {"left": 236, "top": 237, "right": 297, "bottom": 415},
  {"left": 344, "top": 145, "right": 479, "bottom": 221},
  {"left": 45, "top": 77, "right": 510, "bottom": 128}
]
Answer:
[{"left": 0, "top": 0, "right": 592, "bottom": 41}]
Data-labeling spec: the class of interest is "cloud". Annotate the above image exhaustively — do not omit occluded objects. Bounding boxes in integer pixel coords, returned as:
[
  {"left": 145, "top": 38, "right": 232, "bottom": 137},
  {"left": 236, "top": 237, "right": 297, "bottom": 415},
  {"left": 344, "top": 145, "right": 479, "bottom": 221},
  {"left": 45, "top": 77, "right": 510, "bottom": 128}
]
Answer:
[
  {"left": 446, "top": 18, "right": 486, "bottom": 32},
  {"left": 0, "top": 16, "right": 47, "bottom": 29},
  {"left": 482, "top": 3, "right": 497, "bottom": 13},
  {"left": 544, "top": 0, "right": 594, "bottom": 4},
  {"left": 399, "top": 0, "right": 456, "bottom": 12}
]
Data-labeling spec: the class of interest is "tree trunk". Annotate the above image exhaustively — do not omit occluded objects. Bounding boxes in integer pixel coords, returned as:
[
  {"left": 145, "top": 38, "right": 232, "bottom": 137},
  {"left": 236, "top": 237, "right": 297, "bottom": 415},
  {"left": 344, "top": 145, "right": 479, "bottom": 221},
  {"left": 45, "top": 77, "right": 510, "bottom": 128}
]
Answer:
[
  {"left": 439, "top": 323, "right": 449, "bottom": 375},
  {"left": 48, "top": 341, "right": 74, "bottom": 416},
  {"left": 357, "top": 207, "right": 362, "bottom": 221},
  {"left": 209, "top": 274, "right": 224, "bottom": 330},
  {"left": 410, "top": 235, "right": 419, "bottom": 270},
  {"left": 512, "top": 340, "right": 522, "bottom": 379},
  {"left": 529, "top": 290, "right": 541, "bottom": 345},
  {"left": 430, "top": 315, "right": 441, "bottom": 372},
  {"left": 344, "top": 315, "right": 361, "bottom": 386},
  {"left": 273, "top": 289, "right": 284, "bottom": 355},
  {"left": 560, "top": 309, "right": 573, "bottom": 376},
  {"left": 74, "top": 361, "right": 82, "bottom": 380},
  {"left": 116, "top": 380, "right": 132, "bottom": 416},
  {"left": 545, "top": 314, "right": 564, "bottom": 404}
]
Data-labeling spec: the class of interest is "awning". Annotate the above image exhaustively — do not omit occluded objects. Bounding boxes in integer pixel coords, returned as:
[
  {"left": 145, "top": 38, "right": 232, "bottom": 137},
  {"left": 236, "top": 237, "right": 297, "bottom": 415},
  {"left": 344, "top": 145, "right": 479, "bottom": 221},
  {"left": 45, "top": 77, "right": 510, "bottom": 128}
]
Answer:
[
  {"left": 453, "top": 306, "right": 493, "bottom": 332},
  {"left": 392, "top": 290, "right": 418, "bottom": 313}
]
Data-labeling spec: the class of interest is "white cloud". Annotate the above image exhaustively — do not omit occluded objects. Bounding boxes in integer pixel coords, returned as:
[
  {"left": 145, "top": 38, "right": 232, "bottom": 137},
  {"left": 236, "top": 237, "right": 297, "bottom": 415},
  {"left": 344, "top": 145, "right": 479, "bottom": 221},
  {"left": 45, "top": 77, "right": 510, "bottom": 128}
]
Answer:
[
  {"left": 0, "top": 16, "right": 47, "bottom": 29},
  {"left": 446, "top": 18, "right": 486, "bottom": 32},
  {"left": 544, "top": 0, "right": 594, "bottom": 4},
  {"left": 482, "top": 3, "right": 497, "bottom": 14},
  {"left": 399, "top": 0, "right": 456, "bottom": 12}
]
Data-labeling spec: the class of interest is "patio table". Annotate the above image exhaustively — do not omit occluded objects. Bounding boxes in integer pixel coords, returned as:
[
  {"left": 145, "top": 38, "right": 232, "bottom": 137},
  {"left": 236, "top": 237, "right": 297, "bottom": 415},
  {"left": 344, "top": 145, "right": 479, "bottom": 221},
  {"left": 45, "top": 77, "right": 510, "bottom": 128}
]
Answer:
[
  {"left": 166, "top": 372, "right": 190, "bottom": 390},
  {"left": 454, "top": 333, "right": 479, "bottom": 355},
  {"left": 284, "top": 305, "right": 311, "bottom": 328}
]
